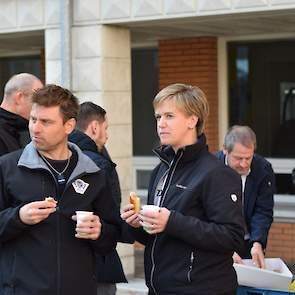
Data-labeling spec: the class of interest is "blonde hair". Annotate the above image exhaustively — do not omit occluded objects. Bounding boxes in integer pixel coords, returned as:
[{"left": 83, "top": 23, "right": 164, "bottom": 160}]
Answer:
[{"left": 153, "top": 83, "right": 209, "bottom": 135}]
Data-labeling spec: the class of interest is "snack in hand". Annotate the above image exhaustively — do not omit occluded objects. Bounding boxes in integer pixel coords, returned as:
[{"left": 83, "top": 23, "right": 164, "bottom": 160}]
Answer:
[
  {"left": 45, "top": 197, "right": 57, "bottom": 206},
  {"left": 129, "top": 192, "right": 141, "bottom": 213}
]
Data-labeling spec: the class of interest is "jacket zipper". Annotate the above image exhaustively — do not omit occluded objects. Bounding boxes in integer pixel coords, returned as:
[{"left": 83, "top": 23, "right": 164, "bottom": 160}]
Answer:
[
  {"left": 42, "top": 169, "right": 61, "bottom": 295},
  {"left": 187, "top": 251, "right": 194, "bottom": 283},
  {"left": 149, "top": 150, "right": 184, "bottom": 295}
]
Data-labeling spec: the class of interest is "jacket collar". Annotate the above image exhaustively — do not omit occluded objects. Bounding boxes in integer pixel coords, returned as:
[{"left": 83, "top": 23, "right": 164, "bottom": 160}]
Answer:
[
  {"left": 0, "top": 107, "right": 28, "bottom": 131},
  {"left": 18, "top": 141, "right": 100, "bottom": 181},
  {"left": 69, "top": 129, "right": 98, "bottom": 154},
  {"left": 153, "top": 133, "right": 208, "bottom": 165}
]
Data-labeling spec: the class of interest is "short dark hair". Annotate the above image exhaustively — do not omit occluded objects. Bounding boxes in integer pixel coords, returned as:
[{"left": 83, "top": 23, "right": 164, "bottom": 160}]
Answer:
[
  {"left": 32, "top": 84, "right": 79, "bottom": 123},
  {"left": 76, "top": 102, "right": 106, "bottom": 131}
]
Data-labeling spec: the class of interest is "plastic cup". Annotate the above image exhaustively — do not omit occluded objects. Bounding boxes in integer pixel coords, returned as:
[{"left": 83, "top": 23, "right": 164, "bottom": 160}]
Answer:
[
  {"left": 141, "top": 205, "right": 160, "bottom": 233},
  {"left": 75, "top": 211, "right": 93, "bottom": 236}
]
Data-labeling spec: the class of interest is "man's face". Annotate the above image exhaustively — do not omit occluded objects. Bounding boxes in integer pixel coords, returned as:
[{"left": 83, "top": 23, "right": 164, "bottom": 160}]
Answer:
[
  {"left": 93, "top": 116, "right": 109, "bottom": 151},
  {"left": 29, "top": 104, "right": 75, "bottom": 155},
  {"left": 19, "top": 80, "right": 44, "bottom": 120},
  {"left": 224, "top": 142, "right": 254, "bottom": 175}
]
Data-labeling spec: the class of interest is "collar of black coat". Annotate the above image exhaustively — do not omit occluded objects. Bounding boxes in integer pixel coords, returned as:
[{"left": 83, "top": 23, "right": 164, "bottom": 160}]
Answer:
[
  {"left": 153, "top": 133, "right": 208, "bottom": 165},
  {"left": 69, "top": 129, "right": 98, "bottom": 154},
  {"left": 0, "top": 107, "right": 28, "bottom": 131},
  {"left": 17, "top": 141, "right": 100, "bottom": 182},
  {"left": 69, "top": 129, "right": 116, "bottom": 169}
]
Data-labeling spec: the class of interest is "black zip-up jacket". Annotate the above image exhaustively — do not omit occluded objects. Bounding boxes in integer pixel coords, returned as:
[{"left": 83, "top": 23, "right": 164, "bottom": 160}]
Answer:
[
  {"left": 0, "top": 108, "right": 30, "bottom": 156},
  {"left": 131, "top": 134, "right": 245, "bottom": 295},
  {"left": 0, "top": 142, "right": 121, "bottom": 295},
  {"left": 69, "top": 130, "right": 134, "bottom": 283}
]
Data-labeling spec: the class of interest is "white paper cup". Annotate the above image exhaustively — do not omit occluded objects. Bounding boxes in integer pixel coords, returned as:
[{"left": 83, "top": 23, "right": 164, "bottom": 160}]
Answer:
[
  {"left": 75, "top": 211, "right": 93, "bottom": 236},
  {"left": 141, "top": 205, "right": 160, "bottom": 213},
  {"left": 141, "top": 205, "right": 160, "bottom": 233}
]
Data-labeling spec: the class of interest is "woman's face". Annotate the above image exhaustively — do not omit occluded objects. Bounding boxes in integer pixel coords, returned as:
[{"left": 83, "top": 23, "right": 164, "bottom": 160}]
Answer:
[{"left": 154, "top": 99, "right": 198, "bottom": 151}]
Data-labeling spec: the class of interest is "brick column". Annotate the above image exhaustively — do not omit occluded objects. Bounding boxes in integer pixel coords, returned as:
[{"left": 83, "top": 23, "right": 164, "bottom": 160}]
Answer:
[
  {"left": 159, "top": 37, "right": 218, "bottom": 151},
  {"left": 266, "top": 223, "right": 295, "bottom": 263}
]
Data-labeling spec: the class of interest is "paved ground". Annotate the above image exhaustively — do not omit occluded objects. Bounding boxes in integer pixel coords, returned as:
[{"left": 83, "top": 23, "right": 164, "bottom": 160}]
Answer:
[{"left": 134, "top": 248, "right": 145, "bottom": 278}]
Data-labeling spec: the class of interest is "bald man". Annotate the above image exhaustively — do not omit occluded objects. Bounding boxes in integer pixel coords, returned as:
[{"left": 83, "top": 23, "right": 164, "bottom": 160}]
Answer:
[{"left": 0, "top": 73, "right": 43, "bottom": 156}]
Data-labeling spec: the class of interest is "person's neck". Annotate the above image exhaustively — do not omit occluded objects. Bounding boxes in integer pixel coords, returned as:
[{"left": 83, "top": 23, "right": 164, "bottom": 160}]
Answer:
[
  {"left": 39, "top": 145, "right": 71, "bottom": 160},
  {"left": 172, "top": 133, "right": 198, "bottom": 153},
  {"left": 0, "top": 100, "right": 17, "bottom": 115},
  {"left": 97, "top": 144, "right": 103, "bottom": 152}
]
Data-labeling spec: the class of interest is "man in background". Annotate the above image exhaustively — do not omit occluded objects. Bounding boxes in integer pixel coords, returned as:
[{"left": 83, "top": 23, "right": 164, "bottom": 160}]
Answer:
[
  {"left": 69, "top": 102, "right": 133, "bottom": 295},
  {"left": 216, "top": 125, "right": 275, "bottom": 269},
  {"left": 0, "top": 73, "right": 43, "bottom": 156}
]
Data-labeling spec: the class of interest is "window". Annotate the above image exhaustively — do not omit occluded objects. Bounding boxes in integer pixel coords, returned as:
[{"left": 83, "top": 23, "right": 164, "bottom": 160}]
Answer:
[
  {"left": 228, "top": 40, "right": 295, "bottom": 194},
  {"left": 131, "top": 48, "right": 159, "bottom": 156},
  {"left": 0, "top": 55, "right": 42, "bottom": 102}
]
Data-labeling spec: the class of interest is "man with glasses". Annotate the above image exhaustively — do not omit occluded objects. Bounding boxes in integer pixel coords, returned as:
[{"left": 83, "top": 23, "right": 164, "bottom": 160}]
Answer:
[
  {"left": 0, "top": 73, "right": 43, "bottom": 156},
  {"left": 215, "top": 125, "right": 275, "bottom": 269}
]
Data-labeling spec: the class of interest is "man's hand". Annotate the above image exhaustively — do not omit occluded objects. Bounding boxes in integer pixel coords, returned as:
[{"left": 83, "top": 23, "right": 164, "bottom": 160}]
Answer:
[
  {"left": 19, "top": 199, "right": 57, "bottom": 225},
  {"left": 72, "top": 214, "right": 101, "bottom": 240},
  {"left": 251, "top": 242, "right": 265, "bottom": 269},
  {"left": 139, "top": 207, "right": 170, "bottom": 234},
  {"left": 232, "top": 252, "right": 244, "bottom": 264},
  {"left": 121, "top": 204, "right": 141, "bottom": 228}
]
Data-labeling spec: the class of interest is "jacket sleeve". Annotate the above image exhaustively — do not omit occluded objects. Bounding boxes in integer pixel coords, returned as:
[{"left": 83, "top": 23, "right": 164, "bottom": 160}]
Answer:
[
  {"left": 248, "top": 163, "right": 275, "bottom": 248},
  {"left": 89, "top": 172, "right": 121, "bottom": 255},
  {"left": 165, "top": 166, "right": 245, "bottom": 254},
  {"left": 0, "top": 164, "right": 31, "bottom": 243}
]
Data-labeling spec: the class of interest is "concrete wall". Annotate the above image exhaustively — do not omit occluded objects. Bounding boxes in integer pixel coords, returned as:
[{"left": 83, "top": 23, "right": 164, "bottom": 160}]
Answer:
[{"left": 99, "top": 0, "right": 295, "bottom": 23}]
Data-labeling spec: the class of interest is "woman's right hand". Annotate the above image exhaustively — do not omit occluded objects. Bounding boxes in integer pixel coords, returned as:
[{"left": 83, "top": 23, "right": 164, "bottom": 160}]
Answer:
[{"left": 121, "top": 204, "right": 141, "bottom": 228}]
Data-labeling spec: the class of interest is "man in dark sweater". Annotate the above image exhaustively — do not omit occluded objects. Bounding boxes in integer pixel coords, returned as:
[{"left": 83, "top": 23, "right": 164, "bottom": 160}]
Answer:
[
  {"left": 0, "top": 73, "right": 43, "bottom": 156},
  {"left": 69, "top": 102, "right": 133, "bottom": 295}
]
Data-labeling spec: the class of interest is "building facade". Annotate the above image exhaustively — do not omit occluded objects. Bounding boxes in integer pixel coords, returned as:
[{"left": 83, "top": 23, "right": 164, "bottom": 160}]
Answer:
[{"left": 0, "top": 0, "right": 295, "bottom": 275}]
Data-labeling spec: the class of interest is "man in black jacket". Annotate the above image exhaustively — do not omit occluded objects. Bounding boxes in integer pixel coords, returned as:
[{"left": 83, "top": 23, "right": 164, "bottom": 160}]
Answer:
[
  {"left": 215, "top": 125, "right": 275, "bottom": 269},
  {"left": 69, "top": 102, "right": 133, "bottom": 295},
  {"left": 0, "top": 73, "right": 43, "bottom": 156},
  {"left": 0, "top": 85, "right": 120, "bottom": 295}
]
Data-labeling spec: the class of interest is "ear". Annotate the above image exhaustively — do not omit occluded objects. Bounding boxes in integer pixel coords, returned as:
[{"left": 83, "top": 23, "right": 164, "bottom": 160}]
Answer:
[
  {"left": 14, "top": 91, "right": 23, "bottom": 106},
  {"left": 188, "top": 115, "right": 198, "bottom": 129},
  {"left": 65, "top": 118, "right": 76, "bottom": 135},
  {"left": 222, "top": 144, "right": 228, "bottom": 155},
  {"left": 90, "top": 120, "right": 99, "bottom": 136}
]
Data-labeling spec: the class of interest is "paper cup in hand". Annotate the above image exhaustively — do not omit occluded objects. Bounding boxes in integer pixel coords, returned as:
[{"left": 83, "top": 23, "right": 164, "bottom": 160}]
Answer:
[
  {"left": 141, "top": 205, "right": 160, "bottom": 233},
  {"left": 75, "top": 211, "right": 93, "bottom": 236}
]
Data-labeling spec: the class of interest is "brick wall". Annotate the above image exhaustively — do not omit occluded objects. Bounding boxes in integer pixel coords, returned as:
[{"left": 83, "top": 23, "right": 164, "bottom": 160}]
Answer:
[
  {"left": 159, "top": 37, "right": 218, "bottom": 151},
  {"left": 266, "top": 222, "right": 295, "bottom": 263}
]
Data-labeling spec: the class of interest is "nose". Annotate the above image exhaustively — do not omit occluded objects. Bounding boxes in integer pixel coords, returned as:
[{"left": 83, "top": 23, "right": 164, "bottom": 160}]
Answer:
[
  {"left": 239, "top": 159, "right": 249, "bottom": 168},
  {"left": 158, "top": 116, "right": 166, "bottom": 128},
  {"left": 30, "top": 121, "right": 41, "bottom": 134}
]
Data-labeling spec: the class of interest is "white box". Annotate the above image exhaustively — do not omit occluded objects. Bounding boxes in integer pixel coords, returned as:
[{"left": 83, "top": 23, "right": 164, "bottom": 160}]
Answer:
[{"left": 234, "top": 258, "right": 293, "bottom": 291}]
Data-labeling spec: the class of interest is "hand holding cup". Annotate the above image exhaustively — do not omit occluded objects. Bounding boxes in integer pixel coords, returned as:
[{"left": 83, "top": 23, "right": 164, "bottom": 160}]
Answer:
[
  {"left": 139, "top": 205, "right": 170, "bottom": 234},
  {"left": 73, "top": 211, "right": 101, "bottom": 240}
]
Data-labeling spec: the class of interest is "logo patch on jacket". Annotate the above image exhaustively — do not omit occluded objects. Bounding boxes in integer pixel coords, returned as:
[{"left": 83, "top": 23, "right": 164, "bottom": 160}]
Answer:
[
  {"left": 72, "top": 179, "right": 89, "bottom": 194},
  {"left": 231, "top": 194, "right": 237, "bottom": 202}
]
